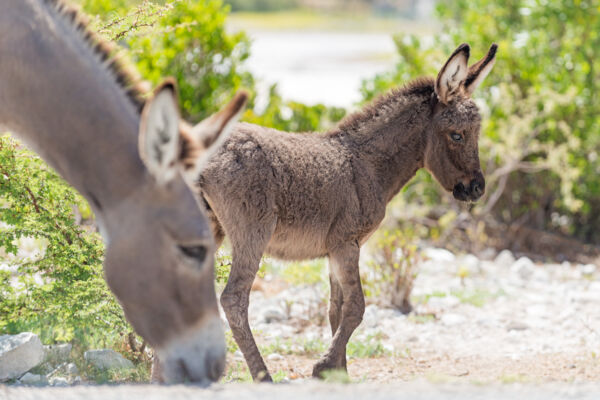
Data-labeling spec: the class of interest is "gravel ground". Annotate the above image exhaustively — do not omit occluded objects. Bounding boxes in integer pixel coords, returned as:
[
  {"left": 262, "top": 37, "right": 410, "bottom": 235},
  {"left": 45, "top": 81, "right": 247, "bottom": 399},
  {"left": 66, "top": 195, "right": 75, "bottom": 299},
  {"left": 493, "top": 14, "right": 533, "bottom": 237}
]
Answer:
[
  {"left": 240, "top": 247, "right": 600, "bottom": 383},
  {"left": 4, "top": 381, "right": 600, "bottom": 400}
]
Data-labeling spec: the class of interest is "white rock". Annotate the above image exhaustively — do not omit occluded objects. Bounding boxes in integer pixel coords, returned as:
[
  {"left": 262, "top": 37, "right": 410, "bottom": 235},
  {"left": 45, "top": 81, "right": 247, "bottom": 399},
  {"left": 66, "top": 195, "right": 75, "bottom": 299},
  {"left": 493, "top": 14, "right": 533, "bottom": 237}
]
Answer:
[
  {"left": 511, "top": 257, "right": 535, "bottom": 280},
  {"left": 84, "top": 349, "right": 134, "bottom": 370},
  {"left": 507, "top": 321, "right": 529, "bottom": 331},
  {"left": 423, "top": 248, "right": 456, "bottom": 263},
  {"left": 43, "top": 343, "right": 72, "bottom": 365},
  {"left": 580, "top": 264, "right": 597, "bottom": 276},
  {"left": 49, "top": 376, "right": 69, "bottom": 386},
  {"left": 362, "top": 304, "right": 380, "bottom": 328},
  {"left": 440, "top": 313, "right": 466, "bottom": 327},
  {"left": 18, "top": 372, "right": 47, "bottom": 386},
  {"left": 456, "top": 254, "right": 481, "bottom": 276},
  {"left": 0, "top": 332, "right": 45, "bottom": 382},
  {"left": 479, "top": 248, "right": 497, "bottom": 261},
  {"left": 495, "top": 249, "right": 516, "bottom": 268},
  {"left": 65, "top": 363, "right": 79, "bottom": 375},
  {"left": 266, "top": 353, "right": 284, "bottom": 361}
]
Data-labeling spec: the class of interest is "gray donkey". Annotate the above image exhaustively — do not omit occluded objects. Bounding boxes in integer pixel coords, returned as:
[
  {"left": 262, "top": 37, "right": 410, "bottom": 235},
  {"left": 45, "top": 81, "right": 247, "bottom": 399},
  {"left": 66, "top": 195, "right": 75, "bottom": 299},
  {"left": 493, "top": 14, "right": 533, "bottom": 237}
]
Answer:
[
  {"left": 181, "top": 43, "right": 498, "bottom": 381},
  {"left": 0, "top": 0, "right": 247, "bottom": 383}
]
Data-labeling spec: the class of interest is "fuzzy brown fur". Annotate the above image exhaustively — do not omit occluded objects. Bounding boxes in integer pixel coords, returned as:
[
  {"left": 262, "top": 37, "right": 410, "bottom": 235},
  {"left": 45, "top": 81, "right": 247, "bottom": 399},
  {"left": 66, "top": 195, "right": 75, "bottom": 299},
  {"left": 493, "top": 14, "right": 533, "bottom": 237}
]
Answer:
[{"left": 181, "top": 44, "right": 497, "bottom": 382}]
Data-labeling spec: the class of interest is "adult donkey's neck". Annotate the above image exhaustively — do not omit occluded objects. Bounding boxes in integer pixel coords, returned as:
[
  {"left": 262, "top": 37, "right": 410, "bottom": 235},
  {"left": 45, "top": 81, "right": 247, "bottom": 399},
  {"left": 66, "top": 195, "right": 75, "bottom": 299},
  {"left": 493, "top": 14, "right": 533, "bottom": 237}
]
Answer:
[
  {"left": 0, "top": 0, "right": 146, "bottom": 211},
  {"left": 330, "top": 78, "right": 434, "bottom": 202}
]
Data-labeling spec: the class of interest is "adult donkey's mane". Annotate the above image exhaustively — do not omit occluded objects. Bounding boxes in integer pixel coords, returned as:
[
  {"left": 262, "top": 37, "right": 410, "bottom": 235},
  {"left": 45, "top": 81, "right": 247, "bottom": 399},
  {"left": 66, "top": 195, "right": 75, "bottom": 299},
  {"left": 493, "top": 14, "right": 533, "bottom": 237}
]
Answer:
[
  {"left": 42, "top": 0, "right": 147, "bottom": 111},
  {"left": 332, "top": 77, "right": 435, "bottom": 135}
]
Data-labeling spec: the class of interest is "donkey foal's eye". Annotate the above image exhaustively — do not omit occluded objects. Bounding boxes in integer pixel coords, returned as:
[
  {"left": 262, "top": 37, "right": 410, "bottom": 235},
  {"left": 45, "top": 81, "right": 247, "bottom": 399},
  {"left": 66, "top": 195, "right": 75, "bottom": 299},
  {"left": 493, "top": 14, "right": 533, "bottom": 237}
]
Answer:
[
  {"left": 450, "top": 133, "right": 463, "bottom": 142},
  {"left": 178, "top": 245, "right": 207, "bottom": 264}
]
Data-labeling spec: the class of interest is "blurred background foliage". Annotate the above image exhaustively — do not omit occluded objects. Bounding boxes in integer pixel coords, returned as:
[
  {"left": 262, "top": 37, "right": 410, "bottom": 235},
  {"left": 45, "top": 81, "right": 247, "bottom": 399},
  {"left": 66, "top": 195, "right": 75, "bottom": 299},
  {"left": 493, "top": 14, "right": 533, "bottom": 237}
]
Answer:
[
  {"left": 362, "top": 0, "right": 600, "bottom": 257},
  {"left": 1, "top": 0, "right": 599, "bottom": 362}
]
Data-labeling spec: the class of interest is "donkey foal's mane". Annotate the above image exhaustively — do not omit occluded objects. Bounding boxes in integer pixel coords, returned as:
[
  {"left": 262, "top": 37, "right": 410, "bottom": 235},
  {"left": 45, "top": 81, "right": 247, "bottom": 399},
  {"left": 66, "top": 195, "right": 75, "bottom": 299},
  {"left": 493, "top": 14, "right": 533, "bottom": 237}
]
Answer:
[{"left": 334, "top": 77, "right": 435, "bottom": 135}]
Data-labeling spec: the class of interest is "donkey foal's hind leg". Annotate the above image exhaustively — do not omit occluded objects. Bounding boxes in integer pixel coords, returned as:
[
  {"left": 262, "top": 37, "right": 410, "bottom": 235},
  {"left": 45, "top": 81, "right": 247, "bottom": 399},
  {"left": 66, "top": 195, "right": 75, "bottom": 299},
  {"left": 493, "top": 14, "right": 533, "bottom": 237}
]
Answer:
[
  {"left": 328, "top": 273, "right": 343, "bottom": 336},
  {"left": 313, "top": 243, "right": 364, "bottom": 378}
]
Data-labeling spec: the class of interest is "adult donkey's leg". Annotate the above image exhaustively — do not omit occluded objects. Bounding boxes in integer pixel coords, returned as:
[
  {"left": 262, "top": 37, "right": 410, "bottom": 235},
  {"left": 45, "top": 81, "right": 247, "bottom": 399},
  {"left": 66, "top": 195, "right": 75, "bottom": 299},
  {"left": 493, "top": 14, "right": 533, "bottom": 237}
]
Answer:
[
  {"left": 220, "top": 220, "right": 275, "bottom": 382},
  {"left": 313, "top": 242, "right": 364, "bottom": 377}
]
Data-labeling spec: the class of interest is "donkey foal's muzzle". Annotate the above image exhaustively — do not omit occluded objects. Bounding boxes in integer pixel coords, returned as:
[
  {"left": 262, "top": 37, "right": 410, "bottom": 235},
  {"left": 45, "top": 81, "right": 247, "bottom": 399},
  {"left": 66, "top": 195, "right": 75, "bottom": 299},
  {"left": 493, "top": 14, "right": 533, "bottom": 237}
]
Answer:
[{"left": 453, "top": 172, "right": 485, "bottom": 202}]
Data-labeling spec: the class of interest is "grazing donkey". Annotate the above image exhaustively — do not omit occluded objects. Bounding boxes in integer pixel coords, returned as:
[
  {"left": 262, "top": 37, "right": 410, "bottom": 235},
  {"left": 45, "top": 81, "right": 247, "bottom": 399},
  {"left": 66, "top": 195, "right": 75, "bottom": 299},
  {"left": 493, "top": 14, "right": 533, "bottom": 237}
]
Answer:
[
  {"left": 0, "top": 0, "right": 247, "bottom": 383},
  {"left": 181, "top": 43, "right": 497, "bottom": 381}
]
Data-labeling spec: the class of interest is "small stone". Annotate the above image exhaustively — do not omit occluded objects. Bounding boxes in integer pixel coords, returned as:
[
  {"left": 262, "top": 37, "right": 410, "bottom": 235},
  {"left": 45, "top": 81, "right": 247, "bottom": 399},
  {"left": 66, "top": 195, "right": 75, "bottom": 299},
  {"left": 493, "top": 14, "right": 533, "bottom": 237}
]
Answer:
[
  {"left": 479, "top": 248, "right": 497, "bottom": 261},
  {"left": 495, "top": 249, "right": 516, "bottom": 268},
  {"left": 440, "top": 313, "right": 466, "bottom": 327},
  {"left": 18, "top": 372, "right": 47, "bottom": 386},
  {"left": 507, "top": 321, "right": 529, "bottom": 331},
  {"left": 511, "top": 257, "right": 535, "bottom": 280},
  {"left": 580, "top": 264, "right": 596, "bottom": 276},
  {"left": 423, "top": 248, "right": 456, "bottom": 263},
  {"left": 65, "top": 363, "right": 79, "bottom": 375},
  {"left": 84, "top": 349, "right": 134, "bottom": 370},
  {"left": 0, "top": 332, "right": 45, "bottom": 382},
  {"left": 458, "top": 254, "right": 481, "bottom": 275},
  {"left": 49, "top": 376, "right": 69, "bottom": 387},
  {"left": 266, "top": 353, "right": 284, "bottom": 361},
  {"left": 261, "top": 307, "right": 287, "bottom": 324}
]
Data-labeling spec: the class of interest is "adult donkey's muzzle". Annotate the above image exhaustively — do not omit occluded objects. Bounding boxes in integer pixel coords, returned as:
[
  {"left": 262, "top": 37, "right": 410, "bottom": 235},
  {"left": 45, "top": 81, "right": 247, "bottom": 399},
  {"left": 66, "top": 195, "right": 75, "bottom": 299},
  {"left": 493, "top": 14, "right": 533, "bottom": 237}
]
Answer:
[
  {"left": 156, "top": 316, "right": 226, "bottom": 384},
  {"left": 453, "top": 171, "right": 485, "bottom": 202}
]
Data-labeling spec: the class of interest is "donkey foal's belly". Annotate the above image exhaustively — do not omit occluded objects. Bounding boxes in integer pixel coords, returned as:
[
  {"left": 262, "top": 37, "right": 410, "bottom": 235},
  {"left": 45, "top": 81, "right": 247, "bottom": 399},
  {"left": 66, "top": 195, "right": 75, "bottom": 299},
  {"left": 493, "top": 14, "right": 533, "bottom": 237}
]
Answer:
[{"left": 265, "top": 226, "right": 328, "bottom": 260}]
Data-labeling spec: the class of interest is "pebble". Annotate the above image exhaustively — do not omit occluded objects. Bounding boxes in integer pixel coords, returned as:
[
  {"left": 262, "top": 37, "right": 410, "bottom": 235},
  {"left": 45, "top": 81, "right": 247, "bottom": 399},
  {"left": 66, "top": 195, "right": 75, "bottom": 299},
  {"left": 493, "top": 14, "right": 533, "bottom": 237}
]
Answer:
[
  {"left": 495, "top": 249, "right": 516, "bottom": 268},
  {"left": 261, "top": 307, "right": 287, "bottom": 324},
  {"left": 511, "top": 257, "right": 535, "bottom": 280},
  {"left": 440, "top": 313, "right": 466, "bottom": 327},
  {"left": 18, "top": 372, "right": 47, "bottom": 386},
  {"left": 48, "top": 376, "right": 69, "bottom": 387},
  {"left": 266, "top": 353, "right": 284, "bottom": 361},
  {"left": 506, "top": 321, "right": 529, "bottom": 331}
]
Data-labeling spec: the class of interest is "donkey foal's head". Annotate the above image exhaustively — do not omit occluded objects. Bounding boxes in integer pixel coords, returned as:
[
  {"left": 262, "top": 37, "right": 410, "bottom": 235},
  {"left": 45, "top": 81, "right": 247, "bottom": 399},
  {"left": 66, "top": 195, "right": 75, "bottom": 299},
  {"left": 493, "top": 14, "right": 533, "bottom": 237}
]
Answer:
[
  {"left": 103, "top": 80, "right": 247, "bottom": 384},
  {"left": 424, "top": 43, "right": 497, "bottom": 202}
]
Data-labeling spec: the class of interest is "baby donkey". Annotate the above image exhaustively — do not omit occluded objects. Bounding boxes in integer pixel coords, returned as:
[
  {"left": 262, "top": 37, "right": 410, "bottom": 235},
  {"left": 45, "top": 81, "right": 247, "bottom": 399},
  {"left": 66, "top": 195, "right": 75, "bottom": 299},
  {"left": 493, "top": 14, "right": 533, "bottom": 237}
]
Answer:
[{"left": 181, "top": 43, "right": 497, "bottom": 381}]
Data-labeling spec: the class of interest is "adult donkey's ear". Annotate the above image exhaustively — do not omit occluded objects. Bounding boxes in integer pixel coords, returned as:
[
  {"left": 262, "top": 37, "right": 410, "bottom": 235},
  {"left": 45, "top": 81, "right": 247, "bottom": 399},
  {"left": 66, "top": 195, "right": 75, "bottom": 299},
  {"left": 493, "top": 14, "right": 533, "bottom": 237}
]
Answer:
[
  {"left": 435, "top": 43, "right": 470, "bottom": 104},
  {"left": 139, "top": 79, "right": 181, "bottom": 185},
  {"left": 189, "top": 90, "right": 248, "bottom": 166},
  {"left": 464, "top": 43, "right": 498, "bottom": 96}
]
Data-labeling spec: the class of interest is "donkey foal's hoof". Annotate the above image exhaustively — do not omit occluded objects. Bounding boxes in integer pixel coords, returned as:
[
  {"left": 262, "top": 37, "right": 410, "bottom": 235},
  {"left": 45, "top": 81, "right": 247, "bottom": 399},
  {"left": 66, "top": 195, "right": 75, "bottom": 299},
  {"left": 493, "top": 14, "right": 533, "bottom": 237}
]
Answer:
[
  {"left": 255, "top": 370, "right": 273, "bottom": 383},
  {"left": 312, "top": 358, "right": 341, "bottom": 379}
]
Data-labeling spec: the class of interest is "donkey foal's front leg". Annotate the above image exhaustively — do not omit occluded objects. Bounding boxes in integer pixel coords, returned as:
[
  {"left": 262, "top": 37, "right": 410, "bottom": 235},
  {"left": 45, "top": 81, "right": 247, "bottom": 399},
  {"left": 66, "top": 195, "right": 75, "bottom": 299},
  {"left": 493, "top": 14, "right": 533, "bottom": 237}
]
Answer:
[
  {"left": 313, "top": 244, "right": 365, "bottom": 378},
  {"left": 220, "top": 250, "right": 271, "bottom": 382}
]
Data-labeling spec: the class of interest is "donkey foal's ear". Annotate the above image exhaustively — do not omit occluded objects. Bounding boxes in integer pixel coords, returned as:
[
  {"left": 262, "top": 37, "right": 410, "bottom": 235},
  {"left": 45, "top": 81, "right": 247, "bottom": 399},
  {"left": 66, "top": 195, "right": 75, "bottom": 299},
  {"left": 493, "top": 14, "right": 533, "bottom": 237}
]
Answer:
[
  {"left": 138, "top": 80, "right": 181, "bottom": 185},
  {"left": 435, "top": 43, "right": 470, "bottom": 104},
  {"left": 190, "top": 90, "right": 248, "bottom": 166},
  {"left": 464, "top": 43, "right": 498, "bottom": 96}
]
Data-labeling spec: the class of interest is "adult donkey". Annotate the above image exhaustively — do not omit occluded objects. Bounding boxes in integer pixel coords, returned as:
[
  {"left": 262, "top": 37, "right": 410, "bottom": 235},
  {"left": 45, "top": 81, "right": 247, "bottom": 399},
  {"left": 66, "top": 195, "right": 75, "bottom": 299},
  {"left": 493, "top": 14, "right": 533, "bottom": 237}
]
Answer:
[
  {"left": 181, "top": 43, "right": 497, "bottom": 381},
  {"left": 0, "top": 0, "right": 247, "bottom": 383}
]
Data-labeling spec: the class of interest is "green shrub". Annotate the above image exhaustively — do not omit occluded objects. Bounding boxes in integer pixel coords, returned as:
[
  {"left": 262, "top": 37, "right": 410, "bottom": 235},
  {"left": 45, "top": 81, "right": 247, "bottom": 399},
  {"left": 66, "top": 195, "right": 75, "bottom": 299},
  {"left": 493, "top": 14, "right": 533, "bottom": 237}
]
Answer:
[{"left": 0, "top": 135, "right": 127, "bottom": 347}]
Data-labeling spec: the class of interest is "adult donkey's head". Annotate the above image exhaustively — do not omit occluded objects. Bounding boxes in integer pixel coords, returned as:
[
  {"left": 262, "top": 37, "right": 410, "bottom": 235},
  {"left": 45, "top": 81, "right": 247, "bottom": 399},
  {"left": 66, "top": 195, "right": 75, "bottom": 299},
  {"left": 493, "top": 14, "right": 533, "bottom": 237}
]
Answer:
[
  {"left": 424, "top": 43, "right": 497, "bottom": 202},
  {"left": 103, "top": 81, "right": 247, "bottom": 383},
  {"left": 0, "top": 0, "right": 247, "bottom": 384}
]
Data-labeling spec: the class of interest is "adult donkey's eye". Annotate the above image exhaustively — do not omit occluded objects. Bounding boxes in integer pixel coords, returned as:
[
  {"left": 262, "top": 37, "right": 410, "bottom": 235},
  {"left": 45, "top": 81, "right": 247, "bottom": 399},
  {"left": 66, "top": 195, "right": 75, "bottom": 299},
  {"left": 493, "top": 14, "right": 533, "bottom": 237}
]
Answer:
[
  {"left": 178, "top": 245, "right": 207, "bottom": 264},
  {"left": 450, "top": 132, "right": 463, "bottom": 142}
]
